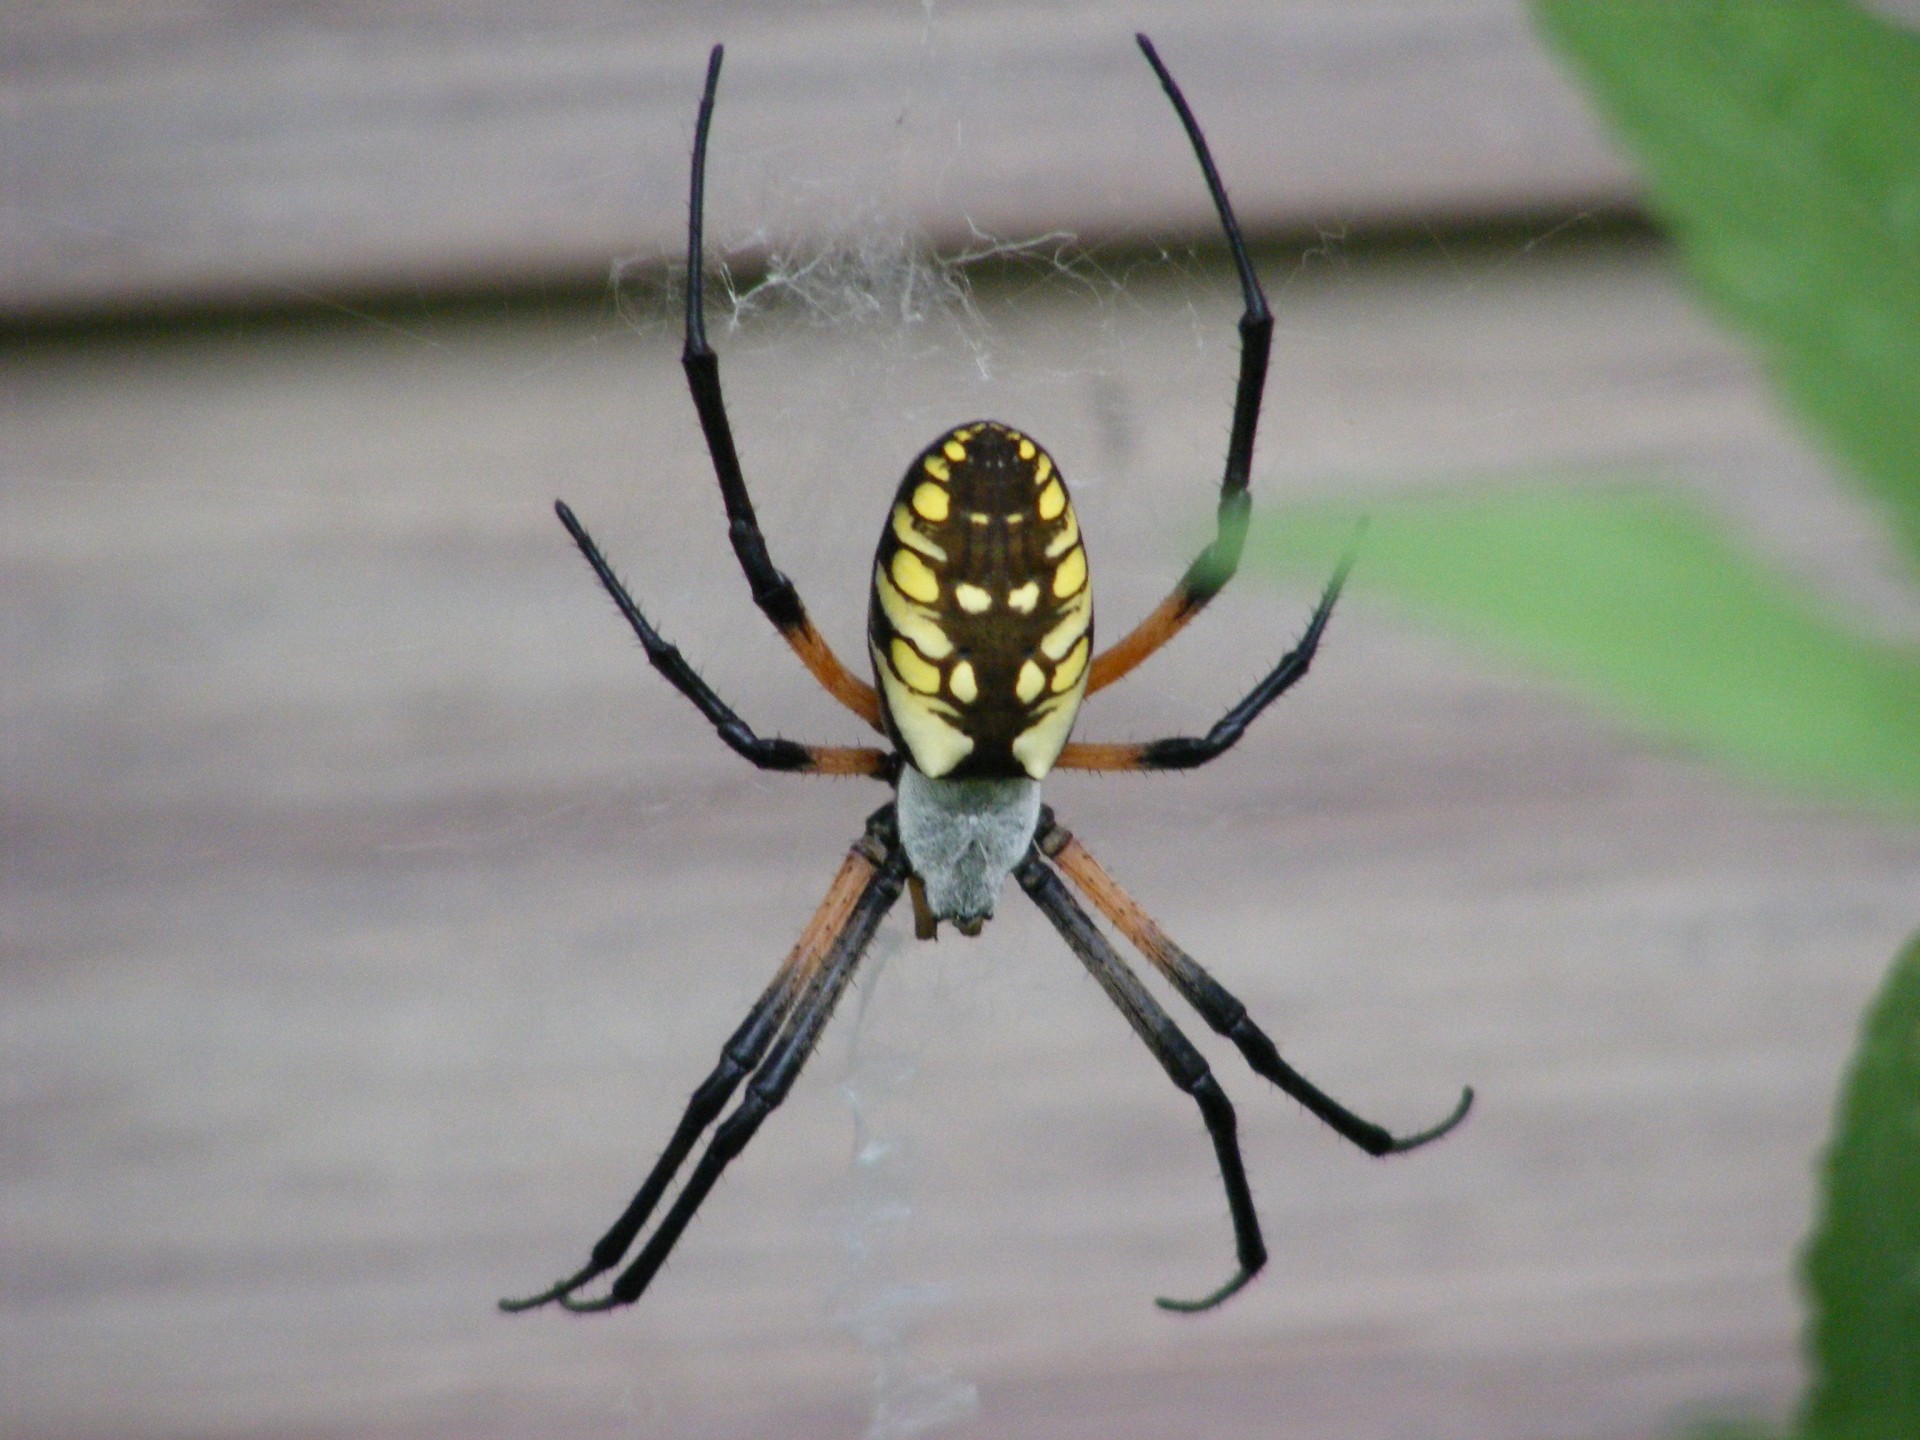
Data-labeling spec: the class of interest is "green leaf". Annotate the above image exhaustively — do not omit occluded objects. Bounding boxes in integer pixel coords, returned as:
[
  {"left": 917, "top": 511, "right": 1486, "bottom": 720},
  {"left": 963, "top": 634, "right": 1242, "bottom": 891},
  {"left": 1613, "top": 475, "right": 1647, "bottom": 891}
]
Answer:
[
  {"left": 1531, "top": 0, "right": 1920, "bottom": 573},
  {"left": 1255, "top": 487, "right": 1920, "bottom": 812},
  {"left": 1801, "top": 933, "right": 1920, "bottom": 1440}
]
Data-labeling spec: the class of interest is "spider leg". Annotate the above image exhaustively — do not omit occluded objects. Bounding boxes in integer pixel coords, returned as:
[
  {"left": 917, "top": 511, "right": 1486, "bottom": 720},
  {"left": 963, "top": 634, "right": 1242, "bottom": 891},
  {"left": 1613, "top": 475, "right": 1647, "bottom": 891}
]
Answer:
[
  {"left": 499, "top": 835, "right": 884, "bottom": 1314},
  {"left": 555, "top": 500, "right": 892, "bottom": 778},
  {"left": 679, "top": 45, "right": 884, "bottom": 731},
  {"left": 559, "top": 827, "right": 910, "bottom": 1311},
  {"left": 1038, "top": 815, "right": 1473, "bottom": 1155},
  {"left": 1086, "top": 34, "right": 1274, "bottom": 697},
  {"left": 1057, "top": 550, "right": 1350, "bottom": 774},
  {"left": 1015, "top": 849, "right": 1264, "bottom": 1313}
]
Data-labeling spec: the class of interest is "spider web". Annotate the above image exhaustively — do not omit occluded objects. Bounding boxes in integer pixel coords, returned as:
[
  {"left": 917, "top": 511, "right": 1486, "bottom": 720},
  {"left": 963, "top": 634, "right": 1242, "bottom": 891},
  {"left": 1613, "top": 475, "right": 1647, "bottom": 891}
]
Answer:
[
  {"left": 829, "top": 930, "right": 980, "bottom": 1440},
  {"left": 599, "top": 142, "right": 1208, "bottom": 1440},
  {"left": 583, "top": 27, "right": 1290, "bottom": 1435}
]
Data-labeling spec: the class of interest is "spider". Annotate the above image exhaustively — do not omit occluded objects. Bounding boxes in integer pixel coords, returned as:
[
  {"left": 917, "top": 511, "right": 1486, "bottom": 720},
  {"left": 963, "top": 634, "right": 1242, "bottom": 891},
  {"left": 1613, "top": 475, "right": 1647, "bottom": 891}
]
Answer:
[{"left": 502, "top": 33, "right": 1471, "bottom": 1318}]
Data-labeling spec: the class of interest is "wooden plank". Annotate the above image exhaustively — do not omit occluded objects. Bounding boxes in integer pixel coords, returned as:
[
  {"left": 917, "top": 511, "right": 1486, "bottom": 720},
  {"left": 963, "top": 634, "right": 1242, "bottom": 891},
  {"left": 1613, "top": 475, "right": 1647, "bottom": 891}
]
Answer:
[
  {"left": 6, "top": 235, "right": 1916, "bottom": 1438},
  {"left": 2, "top": 1, "right": 1637, "bottom": 317}
]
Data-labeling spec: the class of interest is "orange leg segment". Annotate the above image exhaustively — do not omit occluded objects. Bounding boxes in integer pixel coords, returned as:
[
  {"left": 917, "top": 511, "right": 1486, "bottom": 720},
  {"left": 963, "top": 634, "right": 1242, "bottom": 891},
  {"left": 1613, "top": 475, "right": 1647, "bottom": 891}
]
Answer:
[
  {"left": 782, "top": 621, "right": 882, "bottom": 728},
  {"left": 1041, "top": 818, "right": 1474, "bottom": 1157},
  {"left": 503, "top": 815, "right": 903, "bottom": 1314}
]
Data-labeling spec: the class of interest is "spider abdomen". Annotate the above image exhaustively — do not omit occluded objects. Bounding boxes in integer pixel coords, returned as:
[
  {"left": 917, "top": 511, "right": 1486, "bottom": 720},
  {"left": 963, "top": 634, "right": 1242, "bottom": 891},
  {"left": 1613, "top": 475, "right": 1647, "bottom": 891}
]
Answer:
[{"left": 868, "top": 421, "right": 1093, "bottom": 781}]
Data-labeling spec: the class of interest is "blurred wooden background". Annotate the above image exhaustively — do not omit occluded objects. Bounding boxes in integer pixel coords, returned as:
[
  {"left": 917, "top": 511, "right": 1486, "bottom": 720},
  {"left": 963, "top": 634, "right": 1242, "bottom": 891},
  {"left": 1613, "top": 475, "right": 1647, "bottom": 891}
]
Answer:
[
  {"left": 4, "top": 0, "right": 1638, "bottom": 318},
  {"left": 6, "top": 5, "right": 1919, "bottom": 1440}
]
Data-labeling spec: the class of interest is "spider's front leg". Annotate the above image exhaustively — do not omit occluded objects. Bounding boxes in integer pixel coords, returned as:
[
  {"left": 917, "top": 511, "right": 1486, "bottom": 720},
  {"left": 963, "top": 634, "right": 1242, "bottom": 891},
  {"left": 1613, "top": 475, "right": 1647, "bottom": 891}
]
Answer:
[
  {"left": 677, "top": 45, "right": 883, "bottom": 730},
  {"left": 1084, "top": 34, "right": 1276, "bottom": 696}
]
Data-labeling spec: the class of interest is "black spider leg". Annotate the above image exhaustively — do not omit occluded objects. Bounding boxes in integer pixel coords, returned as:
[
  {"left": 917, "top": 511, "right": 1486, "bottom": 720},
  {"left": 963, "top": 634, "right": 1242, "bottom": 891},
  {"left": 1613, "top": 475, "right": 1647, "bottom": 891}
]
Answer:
[
  {"left": 554, "top": 500, "right": 891, "bottom": 778},
  {"left": 498, "top": 946, "right": 810, "bottom": 1314},
  {"left": 1061, "top": 547, "right": 1353, "bottom": 774},
  {"left": 1037, "top": 815, "right": 1474, "bottom": 1156},
  {"left": 677, "top": 45, "right": 882, "bottom": 727},
  {"left": 500, "top": 812, "right": 898, "bottom": 1313},
  {"left": 1145, "top": 550, "right": 1349, "bottom": 770},
  {"left": 1138, "top": 32, "right": 1268, "bottom": 597},
  {"left": 1088, "top": 34, "right": 1274, "bottom": 694},
  {"left": 559, "top": 833, "right": 910, "bottom": 1312},
  {"left": 1015, "top": 849, "right": 1264, "bottom": 1314},
  {"left": 1145, "top": 944, "right": 1472, "bottom": 1153}
]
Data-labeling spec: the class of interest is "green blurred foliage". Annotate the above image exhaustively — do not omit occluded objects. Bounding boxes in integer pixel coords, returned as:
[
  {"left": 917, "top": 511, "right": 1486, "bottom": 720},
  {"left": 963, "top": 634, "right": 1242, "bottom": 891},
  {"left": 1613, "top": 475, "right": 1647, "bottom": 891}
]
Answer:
[
  {"left": 1680, "top": 1423, "right": 1787, "bottom": 1440},
  {"left": 1255, "top": 0, "right": 1920, "bottom": 814},
  {"left": 1261, "top": 489, "right": 1920, "bottom": 811},
  {"left": 1257, "top": 5, "right": 1920, "bottom": 1436},
  {"left": 1800, "top": 933, "right": 1920, "bottom": 1440},
  {"left": 1535, "top": 0, "right": 1920, "bottom": 572}
]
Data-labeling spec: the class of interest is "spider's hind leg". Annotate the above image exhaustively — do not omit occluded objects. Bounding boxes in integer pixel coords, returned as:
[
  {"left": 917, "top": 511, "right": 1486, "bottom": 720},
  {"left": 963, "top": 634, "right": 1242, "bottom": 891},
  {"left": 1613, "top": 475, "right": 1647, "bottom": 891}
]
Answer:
[
  {"left": 1016, "top": 849, "right": 1265, "bottom": 1313},
  {"left": 566, "top": 830, "right": 908, "bottom": 1310},
  {"left": 502, "top": 809, "right": 907, "bottom": 1314},
  {"left": 1039, "top": 814, "right": 1473, "bottom": 1156}
]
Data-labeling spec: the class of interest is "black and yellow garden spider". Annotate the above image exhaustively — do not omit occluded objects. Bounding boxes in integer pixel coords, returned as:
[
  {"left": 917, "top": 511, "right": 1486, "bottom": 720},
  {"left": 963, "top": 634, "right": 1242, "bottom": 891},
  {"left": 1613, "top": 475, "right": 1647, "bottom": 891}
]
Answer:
[{"left": 503, "top": 34, "right": 1471, "bottom": 1318}]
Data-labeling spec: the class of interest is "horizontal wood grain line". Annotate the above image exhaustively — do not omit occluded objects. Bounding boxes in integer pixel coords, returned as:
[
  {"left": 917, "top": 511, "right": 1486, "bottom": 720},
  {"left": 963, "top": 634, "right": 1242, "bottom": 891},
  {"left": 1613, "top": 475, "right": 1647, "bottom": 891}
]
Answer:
[{"left": 2, "top": 1, "right": 1637, "bottom": 319}]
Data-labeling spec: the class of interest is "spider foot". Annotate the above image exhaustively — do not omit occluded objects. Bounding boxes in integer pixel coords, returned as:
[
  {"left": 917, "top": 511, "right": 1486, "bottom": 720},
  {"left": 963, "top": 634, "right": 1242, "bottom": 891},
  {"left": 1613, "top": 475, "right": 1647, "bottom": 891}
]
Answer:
[
  {"left": 1382, "top": 1085, "right": 1475, "bottom": 1155},
  {"left": 555, "top": 1289, "right": 626, "bottom": 1314},
  {"left": 1155, "top": 1263, "right": 1258, "bottom": 1314},
  {"left": 497, "top": 1263, "right": 606, "bottom": 1314}
]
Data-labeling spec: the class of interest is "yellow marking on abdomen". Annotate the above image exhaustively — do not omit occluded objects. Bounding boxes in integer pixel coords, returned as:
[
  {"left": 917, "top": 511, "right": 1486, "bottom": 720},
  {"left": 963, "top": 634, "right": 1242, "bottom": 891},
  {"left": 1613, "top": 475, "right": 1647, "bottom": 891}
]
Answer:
[
  {"left": 1034, "top": 454, "right": 1053, "bottom": 484},
  {"left": 1007, "top": 580, "right": 1040, "bottom": 613},
  {"left": 954, "top": 582, "right": 992, "bottom": 614},
  {"left": 1012, "top": 691, "right": 1082, "bottom": 779},
  {"left": 924, "top": 455, "right": 951, "bottom": 482},
  {"left": 892, "top": 505, "right": 946, "bottom": 561},
  {"left": 911, "top": 482, "right": 949, "bottom": 522},
  {"left": 1044, "top": 507, "right": 1079, "bottom": 558},
  {"left": 1037, "top": 479, "right": 1066, "bottom": 520},
  {"left": 1016, "top": 660, "right": 1046, "bottom": 703},
  {"left": 891, "top": 638, "right": 942, "bottom": 694},
  {"left": 949, "top": 660, "right": 978, "bottom": 704},
  {"left": 891, "top": 548, "right": 940, "bottom": 604},
  {"left": 1018, "top": 438, "right": 1037, "bottom": 461},
  {"left": 943, "top": 439, "right": 968, "bottom": 463},
  {"left": 873, "top": 641, "right": 973, "bottom": 777},
  {"left": 1052, "top": 546, "right": 1086, "bottom": 598},
  {"left": 1051, "top": 635, "right": 1090, "bottom": 692},
  {"left": 1041, "top": 589, "right": 1090, "bottom": 659},
  {"left": 876, "top": 564, "right": 953, "bottom": 660}
]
